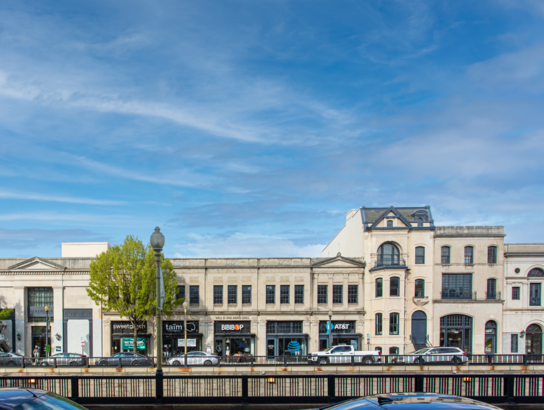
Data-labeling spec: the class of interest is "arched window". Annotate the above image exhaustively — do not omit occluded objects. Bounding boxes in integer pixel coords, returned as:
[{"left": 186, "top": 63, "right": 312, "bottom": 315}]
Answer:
[
  {"left": 528, "top": 268, "right": 544, "bottom": 277},
  {"left": 486, "top": 279, "right": 497, "bottom": 300},
  {"left": 441, "top": 246, "right": 451, "bottom": 264},
  {"left": 464, "top": 246, "right": 474, "bottom": 264},
  {"left": 485, "top": 321, "right": 497, "bottom": 354},
  {"left": 415, "top": 279, "right": 425, "bottom": 298},
  {"left": 376, "top": 278, "right": 383, "bottom": 298},
  {"left": 375, "top": 313, "right": 382, "bottom": 335},
  {"left": 411, "top": 311, "right": 427, "bottom": 349},
  {"left": 440, "top": 315, "right": 472, "bottom": 353},
  {"left": 390, "top": 277, "right": 400, "bottom": 297},
  {"left": 377, "top": 243, "right": 400, "bottom": 266},
  {"left": 415, "top": 247, "right": 425, "bottom": 264},
  {"left": 390, "top": 312, "right": 399, "bottom": 335},
  {"left": 488, "top": 246, "right": 497, "bottom": 264},
  {"left": 526, "top": 324, "right": 543, "bottom": 355},
  {"left": 389, "top": 347, "right": 399, "bottom": 355},
  {"left": 387, "top": 220, "right": 393, "bottom": 227}
]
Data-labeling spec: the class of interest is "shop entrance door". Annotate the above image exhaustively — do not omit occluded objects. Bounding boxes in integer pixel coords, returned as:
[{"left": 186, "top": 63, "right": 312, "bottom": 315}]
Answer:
[
  {"left": 31, "top": 326, "right": 51, "bottom": 358},
  {"left": 319, "top": 337, "right": 329, "bottom": 351},
  {"left": 266, "top": 338, "right": 276, "bottom": 359}
]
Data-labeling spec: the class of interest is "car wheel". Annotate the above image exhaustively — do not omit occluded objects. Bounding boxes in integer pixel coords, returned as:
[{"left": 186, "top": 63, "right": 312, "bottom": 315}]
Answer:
[
  {"left": 40, "top": 362, "right": 48, "bottom": 367},
  {"left": 318, "top": 358, "right": 329, "bottom": 365},
  {"left": 7, "top": 361, "right": 16, "bottom": 367},
  {"left": 415, "top": 358, "right": 424, "bottom": 365},
  {"left": 204, "top": 360, "right": 212, "bottom": 366},
  {"left": 70, "top": 361, "right": 78, "bottom": 366},
  {"left": 99, "top": 361, "right": 108, "bottom": 366},
  {"left": 132, "top": 360, "right": 140, "bottom": 366},
  {"left": 173, "top": 360, "right": 181, "bottom": 366},
  {"left": 452, "top": 357, "right": 461, "bottom": 365},
  {"left": 363, "top": 357, "right": 374, "bottom": 364}
]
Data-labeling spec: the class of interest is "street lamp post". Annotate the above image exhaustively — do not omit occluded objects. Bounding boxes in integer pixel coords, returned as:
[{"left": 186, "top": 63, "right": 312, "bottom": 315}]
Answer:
[
  {"left": 150, "top": 227, "right": 165, "bottom": 375},
  {"left": 328, "top": 310, "right": 333, "bottom": 349},
  {"left": 183, "top": 301, "right": 189, "bottom": 356},
  {"left": 44, "top": 305, "right": 50, "bottom": 358}
]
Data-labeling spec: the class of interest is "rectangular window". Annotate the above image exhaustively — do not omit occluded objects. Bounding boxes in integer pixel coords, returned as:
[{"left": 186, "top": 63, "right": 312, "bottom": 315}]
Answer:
[
  {"left": 390, "top": 277, "right": 400, "bottom": 297},
  {"left": 28, "top": 288, "right": 54, "bottom": 307},
  {"left": 228, "top": 285, "right": 237, "bottom": 304},
  {"left": 511, "top": 334, "right": 518, "bottom": 353},
  {"left": 488, "top": 246, "right": 497, "bottom": 264},
  {"left": 242, "top": 285, "right": 252, "bottom": 305},
  {"left": 189, "top": 286, "right": 199, "bottom": 305},
  {"left": 441, "top": 247, "right": 450, "bottom": 264},
  {"left": 442, "top": 274, "right": 472, "bottom": 299},
  {"left": 530, "top": 283, "right": 541, "bottom": 306},
  {"left": 176, "top": 286, "right": 185, "bottom": 301},
  {"left": 333, "top": 285, "right": 343, "bottom": 304},
  {"left": 512, "top": 287, "right": 520, "bottom": 300},
  {"left": 415, "top": 280, "right": 425, "bottom": 298},
  {"left": 415, "top": 247, "right": 425, "bottom": 264},
  {"left": 375, "top": 313, "right": 382, "bottom": 335},
  {"left": 266, "top": 285, "right": 276, "bottom": 304},
  {"left": 280, "top": 285, "right": 290, "bottom": 304},
  {"left": 389, "top": 313, "right": 399, "bottom": 335},
  {"left": 376, "top": 279, "right": 383, "bottom": 298},
  {"left": 465, "top": 246, "right": 474, "bottom": 264},
  {"left": 267, "top": 321, "right": 303, "bottom": 334},
  {"left": 317, "top": 285, "right": 328, "bottom": 304},
  {"left": 486, "top": 279, "right": 497, "bottom": 300},
  {"left": 213, "top": 286, "right": 223, "bottom": 305},
  {"left": 294, "top": 285, "right": 304, "bottom": 304},
  {"left": 348, "top": 285, "right": 358, "bottom": 304}
]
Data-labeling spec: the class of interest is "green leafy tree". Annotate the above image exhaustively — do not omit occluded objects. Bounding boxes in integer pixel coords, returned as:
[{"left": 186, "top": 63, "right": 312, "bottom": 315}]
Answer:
[
  {"left": 87, "top": 235, "right": 182, "bottom": 354},
  {"left": 0, "top": 309, "right": 13, "bottom": 321}
]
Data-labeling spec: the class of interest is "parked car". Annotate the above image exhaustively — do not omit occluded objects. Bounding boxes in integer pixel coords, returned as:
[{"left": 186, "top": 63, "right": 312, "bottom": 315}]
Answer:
[
  {"left": 308, "top": 345, "right": 381, "bottom": 365},
  {"left": 167, "top": 351, "right": 220, "bottom": 366},
  {"left": 38, "top": 353, "right": 86, "bottom": 367},
  {"left": 0, "top": 352, "right": 32, "bottom": 367},
  {"left": 393, "top": 347, "right": 468, "bottom": 365},
  {"left": 97, "top": 352, "right": 152, "bottom": 366},
  {"left": 311, "top": 393, "right": 501, "bottom": 410},
  {"left": 0, "top": 387, "right": 88, "bottom": 409}
]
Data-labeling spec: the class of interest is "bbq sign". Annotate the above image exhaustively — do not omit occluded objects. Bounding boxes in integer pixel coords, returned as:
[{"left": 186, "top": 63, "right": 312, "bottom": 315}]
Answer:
[{"left": 214, "top": 321, "right": 251, "bottom": 334}]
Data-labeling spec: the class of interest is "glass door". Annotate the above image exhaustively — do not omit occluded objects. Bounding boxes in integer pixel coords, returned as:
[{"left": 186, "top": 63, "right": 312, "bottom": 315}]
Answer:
[
  {"left": 319, "top": 337, "right": 329, "bottom": 351},
  {"left": 266, "top": 338, "right": 276, "bottom": 360}
]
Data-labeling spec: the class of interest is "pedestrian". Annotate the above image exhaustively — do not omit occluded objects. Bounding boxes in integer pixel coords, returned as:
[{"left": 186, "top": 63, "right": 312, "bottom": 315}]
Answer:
[{"left": 33, "top": 345, "right": 40, "bottom": 364}]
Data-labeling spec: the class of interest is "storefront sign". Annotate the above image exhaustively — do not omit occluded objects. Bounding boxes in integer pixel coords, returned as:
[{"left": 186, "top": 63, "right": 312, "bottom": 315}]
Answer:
[
  {"left": 178, "top": 339, "right": 197, "bottom": 347},
  {"left": 111, "top": 321, "right": 147, "bottom": 335},
  {"left": 319, "top": 321, "right": 356, "bottom": 334},
  {"left": 163, "top": 321, "right": 199, "bottom": 334},
  {"left": 121, "top": 337, "right": 146, "bottom": 350},
  {"left": 214, "top": 321, "right": 251, "bottom": 334}
]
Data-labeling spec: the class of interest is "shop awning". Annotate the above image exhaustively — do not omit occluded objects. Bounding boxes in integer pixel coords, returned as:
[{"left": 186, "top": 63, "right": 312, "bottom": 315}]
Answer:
[{"left": 214, "top": 333, "right": 257, "bottom": 337}]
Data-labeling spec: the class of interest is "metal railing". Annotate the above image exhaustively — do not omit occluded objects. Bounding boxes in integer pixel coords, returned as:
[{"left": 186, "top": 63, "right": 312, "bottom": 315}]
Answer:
[
  {"left": 3, "top": 353, "right": 544, "bottom": 368},
  {"left": 374, "top": 258, "right": 407, "bottom": 268},
  {"left": 1, "top": 373, "right": 544, "bottom": 405}
]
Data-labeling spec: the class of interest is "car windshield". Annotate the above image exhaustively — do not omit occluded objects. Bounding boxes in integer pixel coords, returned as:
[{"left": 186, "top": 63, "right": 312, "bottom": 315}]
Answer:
[
  {"left": 19, "top": 392, "right": 88, "bottom": 409},
  {"left": 412, "top": 348, "right": 431, "bottom": 354},
  {"left": 323, "top": 347, "right": 334, "bottom": 353}
]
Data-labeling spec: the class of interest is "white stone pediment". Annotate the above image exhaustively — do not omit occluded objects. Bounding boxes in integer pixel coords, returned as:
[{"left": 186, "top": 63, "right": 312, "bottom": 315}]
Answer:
[
  {"left": 7, "top": 257, "right": 65, "bottom": 271},
  {"left": 312, "top": 254, "right": 365, "bottom": 268}
]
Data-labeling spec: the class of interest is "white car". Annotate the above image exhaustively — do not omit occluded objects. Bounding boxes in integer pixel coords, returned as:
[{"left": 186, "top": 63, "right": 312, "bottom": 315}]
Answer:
[
  {"left": 308, "top": 345, "right": 381, "bottom": 365},
  {"left": 167, "top": 351, "right": 220, "bottom": 366},
  {"left": 394, "top": 347, "right": 468, "bottom": 365}
]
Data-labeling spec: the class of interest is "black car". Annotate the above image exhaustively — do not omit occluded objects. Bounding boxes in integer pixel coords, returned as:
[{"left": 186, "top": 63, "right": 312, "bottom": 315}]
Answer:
[
  {"left": 313, "top": 393, "right": 501, "bottom": 410},
  {"left": 96, "top": 352, "right": 152, "bottom": 366},
  {"left": 0, "top": 387, "right": 88, "bottom": 409}
]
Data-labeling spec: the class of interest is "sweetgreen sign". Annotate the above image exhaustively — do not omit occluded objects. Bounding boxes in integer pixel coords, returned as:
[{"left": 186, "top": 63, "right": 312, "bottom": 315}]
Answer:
[{"left": 121, "top": 337, "right": 146, "bottom": 350}]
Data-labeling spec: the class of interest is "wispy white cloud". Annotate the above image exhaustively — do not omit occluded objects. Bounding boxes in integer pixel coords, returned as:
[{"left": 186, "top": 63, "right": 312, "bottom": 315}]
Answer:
[
  {"left": 174, "top": 232, "right": 324, "bottom": 258},
  {"left": 0, "top": 189, "right": 126, "bottom": 205}
]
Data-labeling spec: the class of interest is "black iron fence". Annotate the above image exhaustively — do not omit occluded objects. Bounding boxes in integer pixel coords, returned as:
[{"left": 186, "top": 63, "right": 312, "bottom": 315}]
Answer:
[
  {"left": 2, "top": 353, "right": 544, "bottom": 368},
  {"left": 1, "top": 373, "right": 544, "bottom": 405}
]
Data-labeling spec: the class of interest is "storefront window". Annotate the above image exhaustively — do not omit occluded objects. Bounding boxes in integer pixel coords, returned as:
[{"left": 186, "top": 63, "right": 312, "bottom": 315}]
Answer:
[
  {"left": 163, "top": 321, "right": 202, "bottom": 358},
  {"left": 267, "top": 321, "right": 308, "bottom": 360},
  {"left": 214, "top": 321, "right": 254, "bottom": 358},
  {"left": 440, "top": 315, "right": 472, "bottom": 353},
  {"left": 111, "top": 321, "right": 149, "bottom": 356}
]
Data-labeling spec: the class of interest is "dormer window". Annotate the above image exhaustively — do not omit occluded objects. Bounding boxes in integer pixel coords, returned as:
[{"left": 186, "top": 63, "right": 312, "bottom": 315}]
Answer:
[{"left": 387, "top": 220, "right": 393, "bottom": 227}]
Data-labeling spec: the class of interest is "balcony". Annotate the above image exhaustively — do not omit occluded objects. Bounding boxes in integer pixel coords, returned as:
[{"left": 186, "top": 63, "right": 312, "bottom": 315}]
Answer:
[
  {"left": 486, "top": 291, "right": 501, "bottom": 300},
  {"left": 371, "top": 257, "right": 407, "bottom": 271},
  {"left": 530, "top": 297, "right": 541, "bottom": 307},
  {"left": 440, "top": 290, "right": 475, "bottom": 300}
]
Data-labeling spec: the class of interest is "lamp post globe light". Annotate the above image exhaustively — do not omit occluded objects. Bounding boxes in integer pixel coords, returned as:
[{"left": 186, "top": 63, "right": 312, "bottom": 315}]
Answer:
[
  {"left": 183, "top": 301, "right": 189, "bottom": 356},
  {"left": 328, "top": 310, "right": 333, "bottom": 349},
  {"left": 44, "top": 305, "right": 50, "bottom": 357},
  {"left": 150, "top": 227, "right": 165, "bottom": 374}
]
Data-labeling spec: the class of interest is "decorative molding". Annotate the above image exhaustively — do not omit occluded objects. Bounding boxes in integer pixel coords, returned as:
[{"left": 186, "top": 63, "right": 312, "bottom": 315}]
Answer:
[
  {"left": 189, "top": 277, "right": 199, "bottom": 284},
  {"left": 64, "top": 309, "right": 92, "bottom": 319},
  {"left": 412, "top": 297, "right": 429, "bottom": 307}
]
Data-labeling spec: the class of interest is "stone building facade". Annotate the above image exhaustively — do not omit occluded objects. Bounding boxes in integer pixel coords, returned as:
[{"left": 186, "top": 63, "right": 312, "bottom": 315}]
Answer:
[{"left": 0, "top": 205, "right": 543, "bottom": 358}]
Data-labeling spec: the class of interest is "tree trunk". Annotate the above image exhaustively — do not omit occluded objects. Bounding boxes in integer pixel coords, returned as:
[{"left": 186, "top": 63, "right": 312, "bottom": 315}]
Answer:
[{"left": 132, "top": 319, "right": 138, "bottom": 354}]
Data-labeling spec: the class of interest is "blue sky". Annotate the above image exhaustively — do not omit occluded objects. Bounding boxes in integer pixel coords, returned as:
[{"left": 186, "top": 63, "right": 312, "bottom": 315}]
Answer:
[{"left": 1, "top": 0, "right": 543, "bottom": 258}]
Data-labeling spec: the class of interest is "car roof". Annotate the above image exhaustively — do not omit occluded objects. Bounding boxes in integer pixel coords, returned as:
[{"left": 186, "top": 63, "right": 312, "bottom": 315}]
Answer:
[
  {"left": 321, "top": 393, "right": 502, "bottom": 410},
  {"left": 0, "top": 388, "right": 48, "bottom": 408}
]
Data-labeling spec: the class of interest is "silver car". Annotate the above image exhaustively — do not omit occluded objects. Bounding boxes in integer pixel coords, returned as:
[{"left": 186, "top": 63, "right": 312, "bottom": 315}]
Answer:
[
  {"left": 0, "top": 352, "right": 32, "bottom": 367},
  {"left": 167, "top": 351, "right": 219, "bottom": 366},
  {"left": 394, "top": 347, "right": 469, "bottom": 365},
  {"left": 39, "top": 353, "right": 86, "bottom": 366},
  {"left": 97, "top": 352, "right": 152, "bottom": 366}
]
